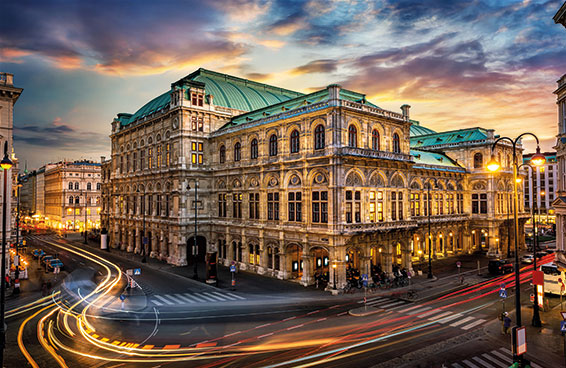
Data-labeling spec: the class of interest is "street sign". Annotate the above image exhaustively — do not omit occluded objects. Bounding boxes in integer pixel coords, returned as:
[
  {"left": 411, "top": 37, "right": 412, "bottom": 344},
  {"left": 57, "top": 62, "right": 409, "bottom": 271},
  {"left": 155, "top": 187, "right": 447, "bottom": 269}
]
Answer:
[
  {"left": 515, "top": 326, "right": 527, "bottom": 355},
  {"left": 533, "top": 270, "right": 544, "bottom": 286},
  {"left": 500, "top": 283, "right": 506, "bottom": 289},
  {"left": 126, "top": 269, "right": 133, "bottom": 276},
  {"left": 561, "top": 321, "right": 566, "bottom": 333},
  {"left": 499, "top": 289, "right": 507, "bottom": 298},
  {"left": 456, "top": 261, "right": 461, "bottom": 268},
  {"left": 560, "top": 311, "right": 566, "bottom": 320},
  {"left": 133, "top": 268, "right": 141, "bottom": 276},
  {"left": 530, "top": 294, "right": 535, "bottom": 303},
  {"left": 120, "top": 294, "right": 126, "bottom": 301},
  {"left": 230, "top": 265, "right": 236, "bottom": 272},
  {"left": 362, "top": 274, "right": 368, "bottom": 282}
]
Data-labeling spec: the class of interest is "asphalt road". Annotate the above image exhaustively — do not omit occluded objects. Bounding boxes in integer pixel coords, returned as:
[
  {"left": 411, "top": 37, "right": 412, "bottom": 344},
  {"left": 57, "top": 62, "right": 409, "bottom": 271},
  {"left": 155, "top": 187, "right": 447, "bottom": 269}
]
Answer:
[{"left": 4, "top": 234, "right": 561, "bottom": 368}]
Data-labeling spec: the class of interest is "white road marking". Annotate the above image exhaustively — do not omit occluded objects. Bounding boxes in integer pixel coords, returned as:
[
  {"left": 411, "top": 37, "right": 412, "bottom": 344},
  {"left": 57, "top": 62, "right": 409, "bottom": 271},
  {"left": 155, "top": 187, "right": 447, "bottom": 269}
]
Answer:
[
  {"left": 175, "top": 294, "right": 195, "bottom": 303},
  {"left": 403, "top": 304, "right": 426, "bottom": 312},
  {"left": 154, "top": 295, "right": 175, "bottom": 305},
  {"left": 437, "top": 313, "right": 463, "bottom": 324},
  {"left": 286, "top": 324, "right": 304, "bottom": 331},
  {"left": 461, "top": 359, "right": 480, "bottom": 368},
  {"left": 258, "top": 332, "right": 273, "bottom": 339},
  {"left": 223, "top": 331, "right": 241, "bottom": 337},
  {"left": 195, "top": 293, "right": 217, "bottom": 302},
  {"left": 418, "top": 309, "right": 445, "bottom": 318},
  {"left": 307, "top": 310, "right": 320, "bottom": 315},
  {"left": 451, "top": 363, "right": 465, "bottom": 368},
  {"left": 427, "top": 311, "right": 453, "bottom": 321},
  {"left": 225, "top": 342, "right": 241, "bottom": 348},
  {"left": 498, "top": 347, "right": 512, "bottom": 356},
  {"left": 472, "top": 356, "right": 495, "bottom": 368},
  {"left": 283, "top": 316, "right": 296, "bottom": 321},
  {"left": 491, "top": 350, "right": 511, "bottom": 363},
  {"left": 163, "top": 294, "right": 185, "bottom": 304},
  {"left": 406, "top": 306, "right": 431, "bottom": 315},
  {"left": 377, "top": 301, "right": 405, "bottom": 309},
  {"left": 481, "top": 353, "right": 508, "bottom": 368},
  {"left": 337, "top": 311, "right": 348, "bottom": 316},
  {"left": 212, "top": 291, "right": 237, "bottom": 300},
  {"left": 317, "top": 318, "right": 327, "bottom": 322},
  {"left": 254, "top": 323, "right": 272, "bottom": 329},
  {"left": 204, "top": 292, "right": 227, "bottom": 301},
  {"left": 461, "top": 319, "right": 486, "bottom": 330},
  {"left": 151, "top": 299, "right": 164, "bottom": 306},
  {"left": 449, "top": 316, "right": 474, "bottom": 327},
  {"left": 389, "top": 303, "right": 409, "bottom": 311},
  {"left": 225, "top": 292, "right": 245, "bottom": 300},
  {"left": 184, "top": 293, "right": 207, "bottom": 303}
]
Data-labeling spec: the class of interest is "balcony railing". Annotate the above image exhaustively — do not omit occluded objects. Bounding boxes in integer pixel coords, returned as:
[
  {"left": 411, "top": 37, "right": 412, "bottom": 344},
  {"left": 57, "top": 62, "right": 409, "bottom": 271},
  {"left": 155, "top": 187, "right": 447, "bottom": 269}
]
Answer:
[
  {"left": 343, "top": 220, "right": 419, "bottom": 233},
  {"left": 415, "top": 214, "right": 469, "bottom": 224},
  {"left": 337, "top": 147, "right": 413, "bottom": 162}
]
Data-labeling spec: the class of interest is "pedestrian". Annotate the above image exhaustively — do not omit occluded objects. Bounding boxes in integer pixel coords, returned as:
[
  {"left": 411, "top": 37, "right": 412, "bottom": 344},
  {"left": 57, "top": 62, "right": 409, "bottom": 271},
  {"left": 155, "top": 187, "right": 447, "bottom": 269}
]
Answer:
[{"left": 502, "top": 312, "right": 511, "bottom": 334}]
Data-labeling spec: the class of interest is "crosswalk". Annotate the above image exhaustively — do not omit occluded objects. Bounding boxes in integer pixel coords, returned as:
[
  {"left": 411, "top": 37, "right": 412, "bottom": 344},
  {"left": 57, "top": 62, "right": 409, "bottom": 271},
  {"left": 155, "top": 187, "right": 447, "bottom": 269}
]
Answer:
[
  {"left": 150, "top": 291, "right": 246, "bottom": 306},
  {"left": 450, "top": 347, "right": 544, "bottom": 368},
  {"left": 358, "top": 296, "right": 486, "bottom": 331}
]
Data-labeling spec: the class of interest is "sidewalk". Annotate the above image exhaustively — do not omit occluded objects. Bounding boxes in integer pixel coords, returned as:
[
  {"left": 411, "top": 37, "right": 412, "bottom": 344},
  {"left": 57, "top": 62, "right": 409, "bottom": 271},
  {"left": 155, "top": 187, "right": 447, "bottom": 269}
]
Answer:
[{"left": 484, "top": 302, "right": 565, "bottom": 366}]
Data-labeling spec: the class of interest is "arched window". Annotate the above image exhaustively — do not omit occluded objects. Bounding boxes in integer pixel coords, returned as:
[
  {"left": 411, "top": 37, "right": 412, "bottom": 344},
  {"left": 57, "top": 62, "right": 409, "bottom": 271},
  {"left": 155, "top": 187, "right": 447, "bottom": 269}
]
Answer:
[
  {"left": 87, "top": 182, "right": 92, "bottom": 191},
  {"left": 97, "top": 183, "right": 101, "bottom": 190},
  {"left": 219, "top": 145, "right": 226, "bottom": 163},
  {"left": 68, "top": 196, "right": 73, "bottom": 204},
  {"left": 372, "top": 129, "right": 380, "bottom": 150},
  {"left": 269, "top": 134, "right": 278, "bottom": 156},
  {"left": 75, "top": 182, "right": 79, "bottom": 190},
  {"left": 314, "top": 124, "right": 325, "bottom": 150},
  {"left": 68, "top": 182, "right": 73, "bottom": 190},
  {"left": 75, "top": 196, "right": 80, "bottom": 204},
  {"left": 473, "top": 153, "right": 483, "bottom": 169},
  {"left": 348, "top": 125, "right": 357, "bottom": 147},
  {"left": 234, "top": 142, "right": 241, "bottom": 162},
  {"left": 290, "top": 129, "right": 300, "bottom": 153},
  {"left": 250, "top": 138, "right": 258, "bottom": 159},
  {"left": 393, "top": 133, "right": 400, "bottom": 153}
]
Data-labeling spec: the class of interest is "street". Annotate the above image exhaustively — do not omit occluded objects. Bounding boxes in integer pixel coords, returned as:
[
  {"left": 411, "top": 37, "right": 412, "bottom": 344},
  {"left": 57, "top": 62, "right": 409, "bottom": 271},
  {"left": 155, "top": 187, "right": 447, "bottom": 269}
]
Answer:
[{"left": 0, "top": 233, "right": 561, "bottom": 367}]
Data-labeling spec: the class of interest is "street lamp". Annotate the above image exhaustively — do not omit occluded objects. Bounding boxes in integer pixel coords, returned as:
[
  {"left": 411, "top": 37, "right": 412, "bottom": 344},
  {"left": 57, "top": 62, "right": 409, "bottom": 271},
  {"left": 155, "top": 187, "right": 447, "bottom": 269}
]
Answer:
[
  {"left": 487, "top": 133, "right": 545, "bottom": 364},
  {"left": 187, "top": 179, "right": 198, "bottom": 280},
  {"left": 0, "top": 141, "right": 13, "bottom": 367},
  {"left": 332, "top": 262, "right": 337, "bottom": 290},
  {"left": 84, "top": 188, "right": 88, "bottom": 244},
  {"left": 136, "top": 186, "right": 147, "bottom": 263}
]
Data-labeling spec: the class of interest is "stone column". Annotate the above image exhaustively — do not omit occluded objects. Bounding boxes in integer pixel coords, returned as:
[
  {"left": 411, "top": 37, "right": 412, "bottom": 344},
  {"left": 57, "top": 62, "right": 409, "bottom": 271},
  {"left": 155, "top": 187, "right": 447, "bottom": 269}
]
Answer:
[
  {"left": 301, "top": 254, "right": 313, "bottom": 286},
  {"left": 159, "top": 231, "right": 168, "bottom": 260},
  {"left": 134, "top": 227, "right": 140, "bottom": 254},
  {"left": 257, "top": 238, "right": 266, "bottom": 275},
  {"left": 150, "top": 232, "right": 159, "bottom": 258}
]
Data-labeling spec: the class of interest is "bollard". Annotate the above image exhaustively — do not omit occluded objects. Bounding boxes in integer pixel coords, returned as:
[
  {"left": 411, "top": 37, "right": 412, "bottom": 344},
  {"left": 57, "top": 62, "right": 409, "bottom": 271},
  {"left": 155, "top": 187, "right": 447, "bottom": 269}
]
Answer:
[{"left": 477, "top": 260, "right": 481, "bottom": 276}]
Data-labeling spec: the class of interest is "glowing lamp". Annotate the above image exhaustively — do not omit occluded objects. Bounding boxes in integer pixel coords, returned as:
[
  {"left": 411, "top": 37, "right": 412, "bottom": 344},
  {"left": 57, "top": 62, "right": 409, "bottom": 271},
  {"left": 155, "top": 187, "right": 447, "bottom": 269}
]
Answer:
[
  {"left": 486, "top": 155, "right": 500, "bottom": 172},
  {"left": 332, "top": 263, "right": 337, "bottom": 269},
  {"left": 516, "top": 178, "right": 522, "bottom": 183},
  {"left": 530, "top": 147, "right": 546, "bottom": 167},
  {"left": 0, "top": 155, "right": 13, "bottom": 171}
]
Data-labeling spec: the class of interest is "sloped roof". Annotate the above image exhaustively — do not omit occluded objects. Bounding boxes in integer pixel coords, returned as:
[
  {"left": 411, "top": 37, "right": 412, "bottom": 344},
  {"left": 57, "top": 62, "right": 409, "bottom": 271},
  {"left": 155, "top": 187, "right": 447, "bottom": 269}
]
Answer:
[
  {"left": 223, "top": 87, "right": 378, "bottom": 130},
  {"left": 411, "top": 149, "right": 465, "bottom": 172},
  {"left": 117, "top": 68, "right": 305, "bottom": 127},
  {"left": 410, "top": 120, "right": 436, "bottom": 137},
  {"left": 410, "top": 127, "right": 489, "bottom": 149}
]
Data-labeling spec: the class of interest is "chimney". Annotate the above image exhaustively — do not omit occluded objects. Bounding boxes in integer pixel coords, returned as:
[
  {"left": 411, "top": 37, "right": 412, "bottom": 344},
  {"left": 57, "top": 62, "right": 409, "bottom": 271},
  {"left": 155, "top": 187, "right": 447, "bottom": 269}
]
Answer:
[{"left": 401, "top": 104, "right": 411, "bottom": 120}]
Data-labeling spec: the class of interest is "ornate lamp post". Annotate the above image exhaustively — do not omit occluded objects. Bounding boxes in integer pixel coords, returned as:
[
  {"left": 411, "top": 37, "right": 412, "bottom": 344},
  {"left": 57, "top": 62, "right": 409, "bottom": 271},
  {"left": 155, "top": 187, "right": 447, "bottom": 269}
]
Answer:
[
  {"left": 427, "top": 181, "right": 433, "bottom": 279},
  {"left": 0, "top": 142, "right": 13, "bottom": 367},
  {"left": 487, "top": 136, "right": 545, "bottom": 365},
  {"left": 187, "top": 179, "right": 198, "bottom": 280}
]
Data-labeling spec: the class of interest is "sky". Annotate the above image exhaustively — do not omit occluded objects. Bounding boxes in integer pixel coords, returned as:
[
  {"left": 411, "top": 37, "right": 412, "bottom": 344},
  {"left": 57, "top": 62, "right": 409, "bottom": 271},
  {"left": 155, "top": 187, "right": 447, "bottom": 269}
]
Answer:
[{"left": 1, "top": 0, "right": 565, "bottom": 169}]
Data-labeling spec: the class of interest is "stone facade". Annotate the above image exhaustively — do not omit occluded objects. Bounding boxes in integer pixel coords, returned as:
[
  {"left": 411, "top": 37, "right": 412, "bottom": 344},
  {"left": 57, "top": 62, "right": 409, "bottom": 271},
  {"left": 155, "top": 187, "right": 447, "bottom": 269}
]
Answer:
[
  {"left": 104, "top": 69, "right": 528, "bottom": 289},
  {"left": 44, "top": 161, "right": 102, "bottom": 231}
]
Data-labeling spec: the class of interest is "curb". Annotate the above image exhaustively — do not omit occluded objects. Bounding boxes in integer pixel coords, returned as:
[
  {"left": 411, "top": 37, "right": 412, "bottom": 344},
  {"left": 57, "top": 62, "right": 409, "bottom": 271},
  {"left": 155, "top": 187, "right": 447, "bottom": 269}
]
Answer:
[{"left": 349, "top": 305, "right": 380, "bottom": 317}]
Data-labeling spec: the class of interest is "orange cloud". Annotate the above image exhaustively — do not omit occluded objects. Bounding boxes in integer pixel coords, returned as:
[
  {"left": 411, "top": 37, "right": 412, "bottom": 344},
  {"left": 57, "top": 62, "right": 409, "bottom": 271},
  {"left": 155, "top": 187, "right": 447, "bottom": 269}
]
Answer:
[{"left": 0, "top": 48, "right": 31, "bottom": 63}]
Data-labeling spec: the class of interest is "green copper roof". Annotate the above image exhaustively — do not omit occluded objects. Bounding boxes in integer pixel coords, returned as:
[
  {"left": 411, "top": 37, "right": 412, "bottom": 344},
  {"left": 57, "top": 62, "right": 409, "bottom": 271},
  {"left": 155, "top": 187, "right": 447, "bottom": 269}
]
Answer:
[
  {"left": 189, "top": 69, "right": 304, "bottom": 111},
  {"left": 410, "top": 121, "right": 436, "bottom": 137},
  {"left": 223, "top": 87, "right": 378, "bottom": 130},
  {"left": 411, "top": 149, "right": 464, "bottom": 171},
  {"left": 410, "top": 127, "right": 489, "bottom": 148}
]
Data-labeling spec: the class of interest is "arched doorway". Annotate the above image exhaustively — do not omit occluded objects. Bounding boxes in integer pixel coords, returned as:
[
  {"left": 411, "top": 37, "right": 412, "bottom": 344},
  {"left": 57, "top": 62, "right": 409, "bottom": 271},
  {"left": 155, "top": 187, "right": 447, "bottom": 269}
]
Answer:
[
  {"left": 187, "top": 235, "right": 206, "bottom": 265},
  {"left": 310, "top": 246, "right": 329, "bottom": 286},
  {"left": 287, "top": 244, "right": 303, "bottom": 278}
]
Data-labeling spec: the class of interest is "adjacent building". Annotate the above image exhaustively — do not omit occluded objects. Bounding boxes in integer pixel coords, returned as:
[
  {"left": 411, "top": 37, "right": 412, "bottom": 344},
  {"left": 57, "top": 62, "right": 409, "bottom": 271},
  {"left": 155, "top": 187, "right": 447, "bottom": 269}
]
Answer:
[
  {"left": 0, "top": 72, "right": 22, "bottom": 241},
  {"left": 43, "top": 161, "right": 102, "bottom": 231},
  {"left": 523, "top": 152, "right": 557, "bottom": 225},
  {"left": 104, "top": 68, "right": 528, "bottom": 288},
  {"left": 553, "top": 3, "right": 566, "bottom": 253}
]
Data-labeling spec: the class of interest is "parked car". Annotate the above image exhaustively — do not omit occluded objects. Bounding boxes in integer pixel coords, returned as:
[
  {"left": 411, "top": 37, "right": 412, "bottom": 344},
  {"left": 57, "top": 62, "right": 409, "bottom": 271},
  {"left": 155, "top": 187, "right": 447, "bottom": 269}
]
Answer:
[
  {"left": 488, "top": 259, "right": 514, "bottom": 275},
  {"left": 47, "top": 259, "right": 64, "bottom": 271},
  {"left": 521, "top": 255, "right": 534, "bottom": 264},
  {"left": 32, "top": 249, "right": 44, "bottom": 259}
]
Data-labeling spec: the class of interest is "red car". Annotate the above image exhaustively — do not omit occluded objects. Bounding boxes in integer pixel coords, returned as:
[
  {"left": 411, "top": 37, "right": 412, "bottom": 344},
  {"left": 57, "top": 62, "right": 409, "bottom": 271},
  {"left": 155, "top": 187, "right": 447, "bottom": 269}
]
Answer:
[{"left": 488, "top": 259, "right": 514, "bottom": 275}]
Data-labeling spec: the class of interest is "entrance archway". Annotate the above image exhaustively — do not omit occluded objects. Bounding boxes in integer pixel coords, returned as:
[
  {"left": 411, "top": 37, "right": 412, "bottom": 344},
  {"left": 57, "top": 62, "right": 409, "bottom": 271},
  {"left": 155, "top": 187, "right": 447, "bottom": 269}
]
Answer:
[{"left": 287, "top": 244, "right": 303, "bottom": 278}]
